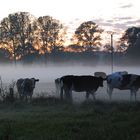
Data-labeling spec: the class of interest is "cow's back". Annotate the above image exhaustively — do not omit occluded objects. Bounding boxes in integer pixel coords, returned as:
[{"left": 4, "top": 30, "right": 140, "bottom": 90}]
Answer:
[
  {"left": 72, "top": 76, "right": 96, "bottom": 91},
  {"left": 61, "top": 75, "right": 103, "bottom": 92}
]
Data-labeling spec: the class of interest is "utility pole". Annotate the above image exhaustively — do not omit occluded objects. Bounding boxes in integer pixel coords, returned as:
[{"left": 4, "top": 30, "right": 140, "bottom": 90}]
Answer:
[
  {"left": 111, "top": 33, "right": 114, "bottom": 73},
  {"left": 13, "top": 36, "right": 17, "bottom": 66},
  {"left": 107, "top": 31, "right": 115, "bottom": 73}
]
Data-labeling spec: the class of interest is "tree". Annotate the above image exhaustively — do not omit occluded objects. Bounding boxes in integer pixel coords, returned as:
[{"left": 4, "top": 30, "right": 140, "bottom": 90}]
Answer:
[
  {"left": 74, "top": 21, "right": 103, "bottom": 51},
  {"left": 15, "top": 42, "right": 39, "bottom": 60},
  {"left": 0, "top": 17, "right": 14, "bottom": 60},
  {"left": 0, "top": 47, "right": 11, "bottom": 62},
  {"left": 0, "top": 12, "right": 39, "bottom": 62},
  {"left": 64, "top": 44, "right": 85, "bottom": 52},
  {"left": 120, "top": 27, "right": 140, "bottom": 47},
  {"left": 119, "top": 26, "right": 140, "bottom": 62},
  {"left": 38, "top": 16, "right": 64, "bottom": 53}
]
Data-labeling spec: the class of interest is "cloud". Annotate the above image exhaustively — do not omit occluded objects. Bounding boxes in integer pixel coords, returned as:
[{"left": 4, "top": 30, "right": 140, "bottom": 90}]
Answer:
[
  {"left": 112, "top": 23, "right": 128, "bottom": 30},
  {"left": 124, "top": 19, "right": 140, "bottom": 26},
  {"left": 100, "top": 22, "right": 113, "bottom": 27},
  {"left": 98, "top": 17, "right": 140, "bottom": 31},
  {"left": 113, "top": 17, "right": 133, "bottom": 21},
  {"left": 65, "top": 16, "right": 140, "bottom": 37},
  {"left": 92, "top": 18, "right": 104, "bottom": 23},
  {"left": 119, "top": 4, "right": 133, "bottom": 9}
]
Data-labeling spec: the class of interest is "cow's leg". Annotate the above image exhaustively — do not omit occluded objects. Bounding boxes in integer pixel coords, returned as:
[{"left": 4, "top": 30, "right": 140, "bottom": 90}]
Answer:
[
  {"left": 29, "top": 96, "right": 32, "bottom": 102},
  {"left": 69, "top": 89, "right": 73, "bottom": 102},
  {"left": 86, "top": 90, "right": 96, "bottom": 100},
  {"left": 130, "top": 88, "right": 138, "bottom": 101},
  {"left": 107, "top": 83, "right": 111, "bottom": 95},
  {"left": 86, "top": 92, "right": 89, "bottom": 99},
  {"left": 92, "top": 92, "right": 96, "bottom": 100},
  {"left": 25, "top": 95, "right": 28, "bottom": 102},
  {"left": 108, "top": 86, "right": 113, "bottom": 100},
  {"left": 60, "top": 87, "right": 63, "bottom": 100},
  {"left": 130, "top": 90, "right": 133, "bottom": 101},
  {"left": 29, "top": 94, "right": 33, "bottom": 102},
  {"left": 58, "top": 86, "right": 61, "bottom": 95},
  {"left": 64, "top": 87, "right": 68, "bottom": 99},
  {"left": 19, "top": 89, "right": 24, "bottom": 101},
  {"left": 64, "top": 88, "right": 72, "bottom": 103},
  {"left": 19, "top": 94, "right": 23, "bottom": 100},
  {"left": 134, "top": 89, "right": 138, "bottom": 101},
  {"left": 91, "top": 90, "right": 96, "bottom": 100},
  {"left": 55, "top": 84, "right": 60, "bottom": 95},
  {"left": 134, "top": 91, "right": 137, "bottom": 101},
  {"left": 67, "top": 89, "right": 72, "bottom": 102}
]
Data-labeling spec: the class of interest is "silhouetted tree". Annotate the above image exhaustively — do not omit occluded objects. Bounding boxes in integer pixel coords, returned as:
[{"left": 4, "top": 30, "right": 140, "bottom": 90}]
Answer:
[
  {"left": 103, "top": 44, "right": 112, "bottom": 52},
  {"left": 74, "top": 21, "right": 103, "bottom": 51},
  {"left": 119, "top": 26, "right": 140, "bottom": 62},
  {"left": 0, "top": 48, "right": 11, "bottom": 62},
  {"left": 15, "top": 42, "right": 39, "bottom": 60},
  {"left": 64, "top": 44, "right": 85, "bottom": 52},
  {"left": 0, "top": 12, "right": 39, "bottom": 62},
  {"left": 120, "top": 26, "right": 140, "bottom": 47},
  {"left": 38, "top": 16, "right": 64, "bottom": 53},
  {"left": 0, "top": 48, "right": 10, "bottom": 62},
  {"left": 0, "top": 18, "right": 15, "bottom": 61}
]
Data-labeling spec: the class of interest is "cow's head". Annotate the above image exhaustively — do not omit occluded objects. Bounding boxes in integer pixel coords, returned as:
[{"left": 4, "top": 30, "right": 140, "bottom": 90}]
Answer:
[
  {"left": 55, "top": 78, "right": 60, "bottom": 84},
  {"left": 94, "top": 72, "right": 107, "bottom": 79},
  {"left": 98, "top": 77, "right": 104, "bottom": 87},
  {"left": 31, "top": 78, "right": 39, "bottom": 88}
]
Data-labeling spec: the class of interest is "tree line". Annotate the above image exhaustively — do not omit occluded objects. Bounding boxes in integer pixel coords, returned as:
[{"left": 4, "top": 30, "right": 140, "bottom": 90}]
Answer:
[{"left": 0, "top": 12, "right": 140, "bottom": 64}]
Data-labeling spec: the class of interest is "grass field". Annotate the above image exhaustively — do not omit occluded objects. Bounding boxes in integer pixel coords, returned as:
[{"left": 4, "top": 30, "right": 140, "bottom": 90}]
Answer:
[{"left": 0, "top": 97, "right": 140, "bottom": 140}]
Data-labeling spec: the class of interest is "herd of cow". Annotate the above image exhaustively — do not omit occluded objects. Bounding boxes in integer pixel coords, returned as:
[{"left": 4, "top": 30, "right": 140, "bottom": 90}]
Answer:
[
  {"left": 15, "top": 71, "right": 140, "bottom": 102},
  {"left": 55, "top": 71, "right": 140, "bottom": 102}
]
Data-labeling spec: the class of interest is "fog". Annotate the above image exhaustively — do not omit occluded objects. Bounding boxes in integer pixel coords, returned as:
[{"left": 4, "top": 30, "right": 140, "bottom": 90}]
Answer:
[
  {"left": 1, "top": 63, "right": 140, "bottom": 102},
  {"left": 1, "top": 63, "right": 140, "bottom": 83}
]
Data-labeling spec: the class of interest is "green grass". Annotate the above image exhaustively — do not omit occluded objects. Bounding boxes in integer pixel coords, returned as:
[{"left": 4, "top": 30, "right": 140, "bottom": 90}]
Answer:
[{"left": 0, "top": 97, "right": 140, "bottom": 140}]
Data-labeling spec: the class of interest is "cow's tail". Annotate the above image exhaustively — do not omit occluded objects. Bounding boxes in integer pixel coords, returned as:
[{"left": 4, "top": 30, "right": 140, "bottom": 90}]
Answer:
[
  {"left": 107, "top": 83, "right": 109, "bottom": 94},
  {"left": 60, "top": 79, "right": 64, "bottom": 100}
]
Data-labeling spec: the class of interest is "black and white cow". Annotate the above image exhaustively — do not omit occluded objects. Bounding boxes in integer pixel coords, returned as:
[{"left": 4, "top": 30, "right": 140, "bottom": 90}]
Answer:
[
  {"left": 59, "top": 75, "right": 104, "bottom": 101},
  {"left": 16, "top": 78, "right": 39, "bottom": 101},
  {"left": 106, "top": 71, "right": 140, "bottom": 101}
]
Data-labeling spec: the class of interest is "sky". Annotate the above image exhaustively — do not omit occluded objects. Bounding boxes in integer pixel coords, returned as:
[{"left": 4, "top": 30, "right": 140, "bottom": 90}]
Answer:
[{"left": 0, "top": 0, "right": 140, "bottom": 45}]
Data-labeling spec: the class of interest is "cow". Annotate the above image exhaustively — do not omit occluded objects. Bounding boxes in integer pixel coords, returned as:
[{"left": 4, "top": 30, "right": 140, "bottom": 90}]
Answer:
[
  {"left": 16, "top": 78, "right": 39, "bottom": 101},
  {"left": 59, "top": 75, "right": 104, "bottom": 101},
  {"left": 106, "top": 71, "right": 140, "bottom": 101}
]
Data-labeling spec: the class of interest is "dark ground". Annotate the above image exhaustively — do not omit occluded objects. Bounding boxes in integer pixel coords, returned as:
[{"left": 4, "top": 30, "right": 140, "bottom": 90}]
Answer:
[{"left": 0, "top": 97, "right": 140, "bottom": 140}]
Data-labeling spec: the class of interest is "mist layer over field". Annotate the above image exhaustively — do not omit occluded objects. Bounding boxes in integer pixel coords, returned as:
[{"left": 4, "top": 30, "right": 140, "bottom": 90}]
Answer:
[
  {"left": 1, "top": 64, "right": 140, "bottom": 82},
  {"left": 0, "top": 64, "right": 140, "bottom": 102}
]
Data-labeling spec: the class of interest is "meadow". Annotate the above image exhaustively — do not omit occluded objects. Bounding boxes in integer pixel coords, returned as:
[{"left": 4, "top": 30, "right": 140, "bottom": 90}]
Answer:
[
  {"left": 0, "top": 64, "right": 140, "bottom": 140},
  {"left": 0, "top": 97, "right": 140, "bottom": 140}
]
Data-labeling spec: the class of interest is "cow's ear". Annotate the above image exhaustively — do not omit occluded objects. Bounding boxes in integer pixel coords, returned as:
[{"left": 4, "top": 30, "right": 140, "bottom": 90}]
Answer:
[{"left": 35, "top": 79, "right": 39, "bottom": 82}]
